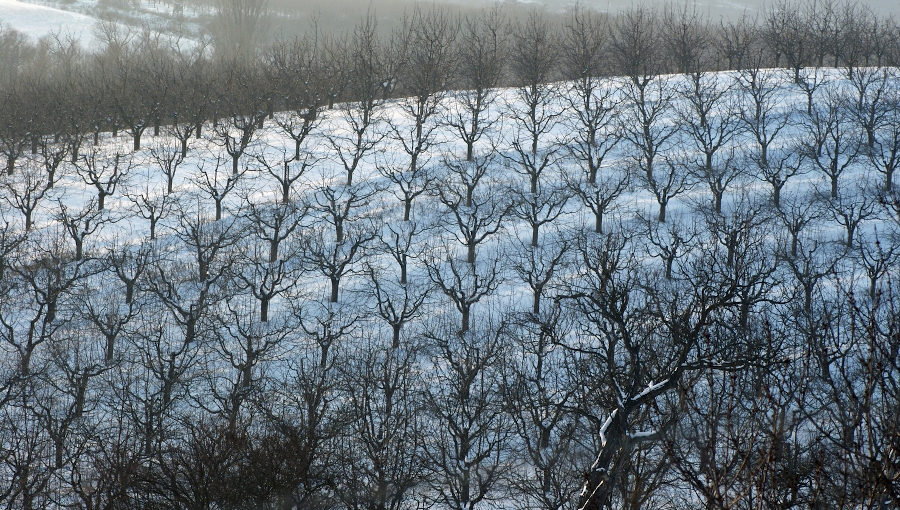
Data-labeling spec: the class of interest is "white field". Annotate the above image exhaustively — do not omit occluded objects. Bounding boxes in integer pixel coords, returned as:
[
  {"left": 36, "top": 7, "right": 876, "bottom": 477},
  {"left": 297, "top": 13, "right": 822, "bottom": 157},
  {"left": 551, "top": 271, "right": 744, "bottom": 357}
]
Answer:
[{"left": 0, "top": 0, "right": 101, "bottom": 44}]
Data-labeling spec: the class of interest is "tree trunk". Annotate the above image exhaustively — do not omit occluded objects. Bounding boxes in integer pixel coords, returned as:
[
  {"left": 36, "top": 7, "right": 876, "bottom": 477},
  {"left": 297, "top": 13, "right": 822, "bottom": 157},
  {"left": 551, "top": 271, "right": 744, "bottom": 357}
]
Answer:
[
  {"left": 392, "top": 324, "right": 401, "bottom": 349},
  {"left": 106, "top": 335, "right": 116, "bottom": 362},
  {"left": 330, "top": 277, "right": 340, "bottom": 303}
]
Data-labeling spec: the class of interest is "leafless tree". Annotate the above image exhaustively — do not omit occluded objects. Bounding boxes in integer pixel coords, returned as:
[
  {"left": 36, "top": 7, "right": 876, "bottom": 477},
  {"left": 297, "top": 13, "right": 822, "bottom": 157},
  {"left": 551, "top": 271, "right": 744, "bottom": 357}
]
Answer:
[
  {"left": 661, "top": 4, "right": 712, "bottom": 75},
  {"left": 56, "top": 199, "right": 108, "bottom": 261},
  {"left": 213, "top": 59, "right": 269, "bottom": 175},
  {"left": 337, "top": 335, "right": 426, "bottom": 510},
  {"left": 210, "top": 0, "right": 271, "bottom": 62},
  {"left": 425, "top": 247, "right": 503, "bottom": 335},
  {"left": 0, "top": 160, "right": 53, "bottom": 231},
  {"left": 302, "top": 192, "right": 377, "bottom": 303},
  {"left": 863, "top": 72, "right": 900, "bottom": 189},
  {"left": 367, "top": 267, "right": 428, "bottom": 349},
  {"left": 854, "top": 228, "right": 897, "bottom": 298},
  {"left": 267, "top": 33, "right": 330, "bottom": 162},
  {"left": 124, "top": 173, "right": 176, "bottom": 241},
  {"left": 717, "top": 13, "right": 763, "bottom": 72},
  {"left": 422, "top": 317, "right": 512, "bottom": 510},
  {"left": 561, "top": 9, "right": 626, "bottom": 234},
  {"left": 799, "top": 87, "right": 861, "bottom": 199},
  {"left": 504, "top": 301, "right": 584, "bottom": 510},
  {"left": 505, "top": 10, "right": 563, "bottom": 194},
  {"left": 326, "top": 14, "right": 405, "bottom": 186},
  {"left": 678, "top": 71, "right": 742, "bottom": 214},
  {"left": 193, "top": 150, "right": 245, "bottom": 221},
  {"left": 74, "top": 147, "right": 132, "bottom": 211},
  {"left": 564, "top": 222, "right": 774, "bottom": 510},
  {"left": 764, "top": 0, "right": 811, "bottom": 82},
  {"left": 738, "top": 66, "right": 801, "bottom": 209},
  {"left": 445, "top": 8, "right": 506, "bottom": 162},
  {"left": 33, "top": 135, "right": 69, "bottom": 189},
  {"left": 775, "top": 190, "right": 824, "bottom": 258},
  {"left": 643, "top": 213, "right": 700, "bottom": 281},
  {"left": 148, "top": 139, "right": 186, "bottom": 195},
  {"left": 819, "top": 180, "right": 879, "bottom": 248},
  {"left": 436, "top": 162, "right": 510, "bottom": 265},
  {"left": 239, "top": 198, "right": 306, "bottom": 320},
  {"left": 507, "top": 185, "right": 569, "bottom": 248},
  {"left": 0, "top": 80, "right": 36, "bottom": 175},
  {"left": 381, "top": 10, "right": 455, "bottom": 222}
]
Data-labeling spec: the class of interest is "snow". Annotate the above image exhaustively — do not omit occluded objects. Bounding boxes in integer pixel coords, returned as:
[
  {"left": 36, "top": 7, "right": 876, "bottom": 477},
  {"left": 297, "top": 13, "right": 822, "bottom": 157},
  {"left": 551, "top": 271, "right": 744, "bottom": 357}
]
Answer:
[{"left": 0, "top": 0, "right": 100, "bottom": 44}]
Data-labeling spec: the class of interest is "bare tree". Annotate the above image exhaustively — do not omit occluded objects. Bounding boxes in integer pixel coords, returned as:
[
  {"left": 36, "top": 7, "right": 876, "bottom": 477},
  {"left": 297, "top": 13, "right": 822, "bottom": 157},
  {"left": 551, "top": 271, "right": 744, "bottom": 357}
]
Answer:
[
  {"left": 239, "top": 198, "right": 306, "bottom": 320},
  {"left": 436, "top": 162, "right": 510, "bottom": 265},
  {"left": 643, "top": 213, "right": 700, "bottom": 281},
  {"left": 864, "top": 72, "right": 900, "bottom": 189},
  {"left": 0, "top": 160, "right": 52, "bottom": 231},
  {"left": 74, "top": 147, "right": 132, "bottom": 211},
  {"left": 507, "top": 185, "right": 569, "bottom": 248},
  {"left": 505, "top": 10, "right": 563, "bottom": 194},
  {"left": 422, "top": 317, "right": 512, "bottom": 510},
  {"left": 561, "top": 9, "right": 626, "bottom": 234},
  {"left": 56, "top": 199, "right": 107, "bottom": 261},
  {"left": 124, "top": 172, "right": 176, "bottom": 240},
  {"left": 565, "top": 223, "right": 773, "bottom": 510},
  {"left": 380, "top": 9, "right": 456, "bottom": 222},
  {"left": 148, "top": 139, "right": 186, "bottom": 195},
  {"left": 775, "top": 190, "right": 823, "bottom": 258},
  {"left": 764, "top": 0, "right": 811, "bottom": 82},
  {"left": 505, "top": 303, "right": 584, "bottom": 510},
  {"left": 338, "top": 335, "right": 426, "bottom": 510},
  {"left": 717, "top": 13, "right": 763, "bottom": 72},
  {"left": 425, "top": 248, "right": 502, "bottom": 335},
  {"left": 326, "top": 14, "right": 405, "bottom": 187},
  {"left": 193, "top": 150, "right": 245, "bottom": 221},
  {"left": 738, "top": 66, "right": 800, "bottom": 209},
  {"left": 445, "top": 8, "right": 506, "bottom": 162},
  {"left": 819, "top": 180, "right": 879, "bottom": 249},
  {"left": 267, "top": 33, "right": 330, "bottom": 162},
  {"left": 210, "top": 0, "right": 271, "bottom": 61},
  {"left": 213, "top": 59, "right": 268, "bottom": 175},
  {"left": 678, "top": 71, "right": 742, "bottom": 214},
  {"left": 799, "top": 87, "right": 861, "bottom": 199},
  {"left": 661, "top": 4, "right": 712, "bottom": 75},
  {"left": 301, "top": 211, "right": 377, "bottom": 304}
]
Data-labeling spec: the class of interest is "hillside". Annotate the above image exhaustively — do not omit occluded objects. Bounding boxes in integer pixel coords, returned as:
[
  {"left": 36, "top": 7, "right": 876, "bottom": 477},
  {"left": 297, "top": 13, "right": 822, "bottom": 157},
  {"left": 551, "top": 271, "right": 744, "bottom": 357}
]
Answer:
[{"left": 1, "top": 62, "right": 898, "bottom": 508}]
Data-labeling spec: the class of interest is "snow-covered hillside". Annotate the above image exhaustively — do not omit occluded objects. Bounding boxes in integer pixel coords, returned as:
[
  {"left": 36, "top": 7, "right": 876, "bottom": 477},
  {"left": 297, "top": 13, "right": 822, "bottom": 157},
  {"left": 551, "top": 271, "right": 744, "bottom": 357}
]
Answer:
[
  {"left": 0, "top": 0, "right": 101, "bottom": 43},
  {"left": 1, "top": 67, "right": 898, "bottom": 508}
]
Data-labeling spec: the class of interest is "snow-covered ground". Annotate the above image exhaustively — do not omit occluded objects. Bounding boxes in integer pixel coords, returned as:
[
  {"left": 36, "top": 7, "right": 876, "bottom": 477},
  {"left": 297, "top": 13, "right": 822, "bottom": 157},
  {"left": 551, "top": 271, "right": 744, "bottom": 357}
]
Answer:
[
  {"left": 0, "top": 0, "right": 101, "bottom": 44},
  {"left": 0, "top": 69, "right": 900, "bottom": 507}
]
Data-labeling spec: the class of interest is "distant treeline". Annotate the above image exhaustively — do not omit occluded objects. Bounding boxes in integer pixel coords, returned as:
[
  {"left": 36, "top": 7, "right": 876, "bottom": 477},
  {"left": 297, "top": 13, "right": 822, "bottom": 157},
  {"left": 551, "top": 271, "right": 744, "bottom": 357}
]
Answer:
[{"left": 1, "top": 0, "right": 899, "bottom": 166}]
